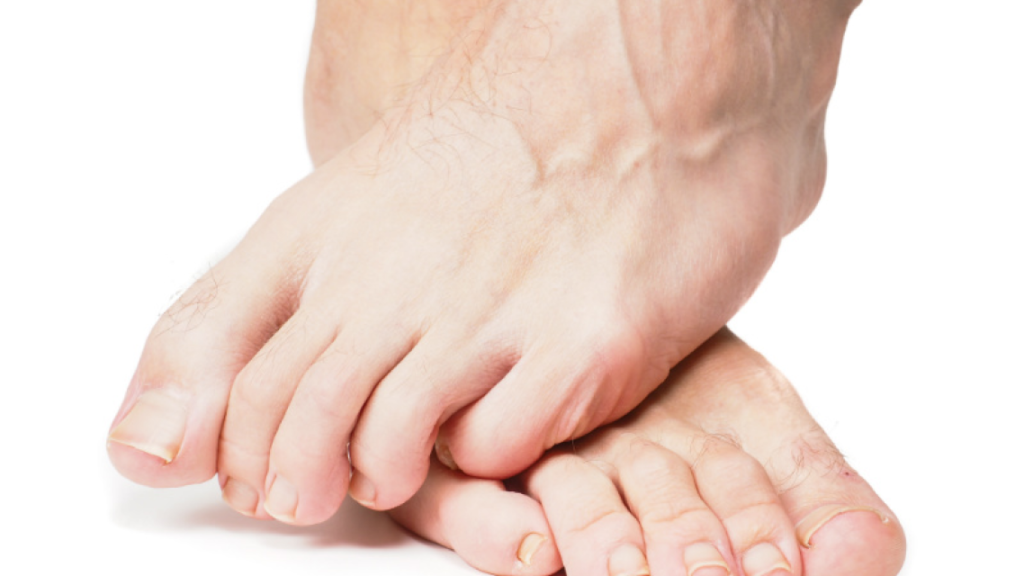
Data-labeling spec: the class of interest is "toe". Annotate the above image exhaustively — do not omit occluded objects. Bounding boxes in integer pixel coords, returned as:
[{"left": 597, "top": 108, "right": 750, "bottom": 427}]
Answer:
[
  {"left": 389, "top": 457, "right": 562, "bottom": 576},
  {"left": 265, "top": 320, "right": 413, "bottom": 525},
  {"left": 657, "top": 432, "right": 802, "bottom": 576},
  {"left": 108, "top": 253, "right": 296, "bottom": 487},
  {"left": 797, "top": 505, "right": 905, "bottom": 576},
  {"left": 349, "top": 332, "right": 512, "bottom": 510},
  {"left": 604, "top": 434, "right": 737, "bottom": 576},
  {"left": 764, "top": 430, "right": 906, "bottom": 576},
  {"left": 217, "top": 308, "right": 337, "bottom": 518},
  {"left": 671, "top": 330, "right": 906, "bottom": 576},
  {"left": 523, "top": 451, "right": 649, "bottom": 576},
  {"left": 440, "top": 338, "right": 638, "bottom": 480}
]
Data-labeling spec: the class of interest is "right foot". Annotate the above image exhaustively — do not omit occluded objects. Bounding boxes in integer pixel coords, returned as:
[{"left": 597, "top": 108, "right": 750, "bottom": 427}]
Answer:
[
  {"left": 108, "top": 0, "right": 859, "bottom": 524},
  {"left": 390, "top": 329, "right": 906, "bottom": 576}
]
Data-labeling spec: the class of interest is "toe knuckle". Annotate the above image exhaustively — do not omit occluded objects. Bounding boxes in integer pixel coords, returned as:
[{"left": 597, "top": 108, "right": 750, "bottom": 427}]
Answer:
[
  {"left": 564, "top": 506, "right": 637, "bottom": 540},
  {"left": 350, "top": 435, "right": 415, "bottom": 472},
  {"left": 232, "top": 364, "right": 275, "bottom": 407},
  {"left": 712, "top": 449, "right": 765, "bottom": 481},
  {"left": 602, "top": 430, "right": 642, "bottom": 454},
  {"left": 538, "top": 452, "right": 587, "bottom": 481},
  {"left": 794, "top": 430, "right": 848, "bottom": 471},
  {"left": 638, "top": 500, "right": 710, "bottom": 530},
  {"left": 704, "top": 431, "right": 745, "bottom": 452},
  {"left": 691, "top": 433, "right": 745, "bottom": 466},
  {"left": 722, "top": 500, "right": 788, "bottom": 544},
  {"left": 617, "top": 437, "right": 674, "bottom": 474},
  {"left": 772, "top": 429, "right": 852, "bottom": 492}
]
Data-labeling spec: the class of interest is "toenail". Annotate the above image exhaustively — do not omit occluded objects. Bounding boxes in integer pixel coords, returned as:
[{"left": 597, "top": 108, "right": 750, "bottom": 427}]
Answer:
[
  {"left": 684, "top": 543, "right": 730, "bottom": 576},
  {"left": 348, "top": 473, "right": 376, "bottom": 508},
  {"left": 516, "top": 533, "right": 547, "bottom": 567},
  {"left": 263, "top": 474, "right": 299, "bottom": 523},
  {"left": 108, "top": 388, "right": 188, "bottom": 464},
  {"left": 741, "top": 543, "right": 791, "bottom": 576},
  {"left": 795, "top": 504, "right": 888, "bottom": 548},
  {"left": 221, "top": 478, "right": 259, "bottom": 517},
  {"left": 435, "top": 437, "right": 459, "bottom": 471},
  {"left": 608, "top": 543, "right": 650, "bottom": 576}
]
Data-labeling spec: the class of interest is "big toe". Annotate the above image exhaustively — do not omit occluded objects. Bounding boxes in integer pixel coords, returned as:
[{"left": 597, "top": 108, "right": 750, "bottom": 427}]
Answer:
[
  {"left": 741, "top": 388, "right": 906, "bottom": 574},
  {"left": 797, "top": 504, "right": 905, "bottom": 576},
  {"left": 108, "top": 247, "right": 296, "bottom": 487},
  {"left": 676, "top": 330, "right": 907, "bottom": 576}
]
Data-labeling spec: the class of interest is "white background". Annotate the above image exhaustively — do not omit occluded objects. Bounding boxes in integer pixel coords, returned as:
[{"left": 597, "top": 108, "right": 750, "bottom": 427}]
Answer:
[{"left": 1, "top": 2, "right": 1021, "bottom": 574}]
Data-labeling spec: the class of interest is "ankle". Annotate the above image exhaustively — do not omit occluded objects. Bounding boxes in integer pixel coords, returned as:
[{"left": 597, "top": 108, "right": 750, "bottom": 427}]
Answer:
[{"left": 304, "top": 0, "right": 487, "bottom": 164}]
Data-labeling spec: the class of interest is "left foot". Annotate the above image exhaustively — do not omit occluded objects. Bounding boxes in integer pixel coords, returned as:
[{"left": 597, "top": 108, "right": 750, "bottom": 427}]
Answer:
[{"left": 390, "top": 329, "right": 906, "bottom": 576}]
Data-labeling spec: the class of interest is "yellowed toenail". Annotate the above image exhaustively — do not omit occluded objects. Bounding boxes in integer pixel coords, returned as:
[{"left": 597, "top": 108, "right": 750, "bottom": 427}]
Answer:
[
  {"left": 685, "top": 543, "right": 730, "bottom": 576},
  {"left": 608, "top": 543, "right": 650, "bottom": 576},
  {"left": 795, "top": 504, "right": 888, "bottom": 548},
  {"left": 741, "top": 542, "right": 791, "bottom": 576},
  {"left": 435, "top": 438, "right": 459, "bottom": 471},
  {"left": 264, "top": 475, "right": 299, "bottom": 523},
  {"left": 221, "top": 478, "right": 259, "bottom": 517},
  {"left": 517, "top": 533, "right": 547, "bottom": 566},
  {"left": 108, "top": 389, "right": 187, "bottom": 464}
]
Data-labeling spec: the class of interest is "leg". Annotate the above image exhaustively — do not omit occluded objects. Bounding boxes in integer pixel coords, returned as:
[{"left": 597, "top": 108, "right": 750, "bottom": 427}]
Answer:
[
  {"left": 109, "top": 0, "right": 861, "bottom": 523},
  {"left": 304, "top": 0, "right": 490, "bottom": 165},
  {"left": 392, "top": 329, "right": 906, "bottom": 576}
]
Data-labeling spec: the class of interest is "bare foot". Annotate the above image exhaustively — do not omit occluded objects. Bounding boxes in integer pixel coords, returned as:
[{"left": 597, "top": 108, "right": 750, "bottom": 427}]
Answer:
[
  {"left": 108, "top": 0, "right": 860, "bottom": 525},
  {"left": 391, "top": 329, "right": 906, "bottom": 576}
]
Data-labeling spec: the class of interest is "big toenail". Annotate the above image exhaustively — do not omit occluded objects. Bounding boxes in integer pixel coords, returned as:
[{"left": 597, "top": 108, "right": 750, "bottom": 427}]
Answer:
[
  {"left": 221, "top": 478, "right": 259, "bottom": 517},
  {"left": 516, "top": 533, "right": 547, "bottom": 567},
  {"left": 608, "top": 543, "right": 650, "bottom": 576},
  {"left": 795, "top": 504, "right": 888, "bottom": 548},
  {"left": 684, "top": 543, "right": 730, "bottom": 576},
  {"left": 108, "top": 389, "right": 187, "bottom": 464},
  {"left": 435, "top": 438, "right": 459, "bottom": 471},
  {"left": 741, "top": 543, "right": 791, "bottom": 576},
  {"left": 264, "top": 475, "right": 299, "bottom": 523},
  {"left": 348, "top": 473, "right": 376, "bottom": 508}
]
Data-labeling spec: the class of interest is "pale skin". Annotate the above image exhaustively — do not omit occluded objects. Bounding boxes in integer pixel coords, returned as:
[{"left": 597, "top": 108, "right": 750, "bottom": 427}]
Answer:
[
  {"left": 391, "top": 329, "right": 907, "bottom": 576},
  {"left": 108, "top": 1, "right": 905, "bottom": 574}
]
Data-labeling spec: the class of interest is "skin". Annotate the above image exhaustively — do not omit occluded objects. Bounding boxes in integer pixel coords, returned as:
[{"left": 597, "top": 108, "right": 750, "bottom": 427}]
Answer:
[
  {"left": 108, "top": 0, "right": 864, "bottom": 541},
  {"left": 391, "top": 329, "right": 907, "bottom": 576}
]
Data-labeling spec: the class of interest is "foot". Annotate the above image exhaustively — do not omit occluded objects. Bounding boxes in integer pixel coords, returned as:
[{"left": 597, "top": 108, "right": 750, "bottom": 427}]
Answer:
[
  {"left": 390, "top": 329, "right": 906, "bottom": 576},
  {"left": 109, "top": 0, "right": 858, "bottom": 523}
]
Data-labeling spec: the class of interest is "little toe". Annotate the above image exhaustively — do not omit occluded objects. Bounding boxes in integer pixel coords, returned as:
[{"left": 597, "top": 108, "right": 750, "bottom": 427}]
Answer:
[
  {"left": 264, "top": 321, "right": 413, "bottom": 525},
  {"left": 349, "top": 333, "right": 512, "bottom": 510},
  {"left": 523, "top": 451, "right": 649, "bottom": 576},
  {"left": 108, "top": 253, "right": 297, "bottom": 488},
  {"left": 217, "top": 307, "right": 337, "bottom": 518},
  {"left": 389, "top": 457, "right": 561, "bottom": 576}
]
